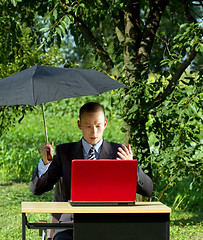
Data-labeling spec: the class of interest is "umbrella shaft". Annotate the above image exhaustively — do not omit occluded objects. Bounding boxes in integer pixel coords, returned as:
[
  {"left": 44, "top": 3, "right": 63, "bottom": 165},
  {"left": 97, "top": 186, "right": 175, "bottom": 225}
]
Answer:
[{"left": 41, "top": 103, "right": 49, "bottom": 144}]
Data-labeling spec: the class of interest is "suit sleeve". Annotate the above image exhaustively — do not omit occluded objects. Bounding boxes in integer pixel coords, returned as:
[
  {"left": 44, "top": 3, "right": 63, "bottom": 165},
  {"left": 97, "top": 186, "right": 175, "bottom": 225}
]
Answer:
[
  {"left": 30, "top": 147, "right": 62, "bottom": 195},
  {"left": 136, "top": 167, "right": 153, "bottom": 197}
]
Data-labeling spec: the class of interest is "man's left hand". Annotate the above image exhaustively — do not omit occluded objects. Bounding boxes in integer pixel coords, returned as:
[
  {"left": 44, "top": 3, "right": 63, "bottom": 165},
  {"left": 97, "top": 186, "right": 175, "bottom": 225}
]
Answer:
[{"left": 117, "top": 144, "right": 133, "bottom": 160}]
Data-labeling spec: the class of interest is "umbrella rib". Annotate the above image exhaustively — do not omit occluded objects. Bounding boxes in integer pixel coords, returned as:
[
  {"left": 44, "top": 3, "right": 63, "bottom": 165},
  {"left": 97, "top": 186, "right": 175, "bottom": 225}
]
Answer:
[
  {"left": 31, "top": 65, "right": 38, "bottom": 106},
  {"left": 72, "top": 69, "right": 103, "bottom": 95}
]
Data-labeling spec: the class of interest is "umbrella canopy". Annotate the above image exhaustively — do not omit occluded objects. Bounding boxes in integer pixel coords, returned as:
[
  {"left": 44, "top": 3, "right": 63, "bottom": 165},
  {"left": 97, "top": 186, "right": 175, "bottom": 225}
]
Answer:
[
  {"left": 0, "top": 65, "right": 126, "bottom": 106},
  {"left": 0, "top": 65, "right": 126, "bottom": 144}
]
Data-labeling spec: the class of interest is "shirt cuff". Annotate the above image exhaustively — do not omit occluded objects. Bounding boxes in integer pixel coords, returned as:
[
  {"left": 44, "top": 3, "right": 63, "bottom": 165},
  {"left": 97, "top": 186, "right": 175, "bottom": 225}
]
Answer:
[{"left": 38, "top": 159, "right": 51, "bottom": 178}]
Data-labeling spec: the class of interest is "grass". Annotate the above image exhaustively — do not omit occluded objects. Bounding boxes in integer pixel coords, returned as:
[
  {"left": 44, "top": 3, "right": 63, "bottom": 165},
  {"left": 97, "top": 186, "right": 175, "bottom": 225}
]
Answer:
[
  {"left": 170, "top": 211, "right": 203, "bottom": 240},
  {"left": 0, "top": 181, "right": 54, "bottom": 240},
  {"left": 0, "top": 181, "right": 202, "bottom": 240}
]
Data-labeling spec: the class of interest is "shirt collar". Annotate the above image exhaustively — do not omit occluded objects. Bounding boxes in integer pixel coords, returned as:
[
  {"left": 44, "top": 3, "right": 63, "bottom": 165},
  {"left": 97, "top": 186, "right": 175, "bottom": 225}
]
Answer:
[{"left": 82, "top": 138, "right": 103, "bottom": 155}]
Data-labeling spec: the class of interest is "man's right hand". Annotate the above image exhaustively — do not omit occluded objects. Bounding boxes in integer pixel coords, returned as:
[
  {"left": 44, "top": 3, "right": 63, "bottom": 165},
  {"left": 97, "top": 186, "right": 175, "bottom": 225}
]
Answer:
[{"left": 40, "top": 141, "right": 54, "bottom": 165}]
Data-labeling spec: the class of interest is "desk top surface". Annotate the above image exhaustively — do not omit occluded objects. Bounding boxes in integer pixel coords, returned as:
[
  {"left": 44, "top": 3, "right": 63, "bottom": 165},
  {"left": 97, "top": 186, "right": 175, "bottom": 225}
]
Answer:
[{"left": 22, "top": 201, "right": 171, "bottom": 214}]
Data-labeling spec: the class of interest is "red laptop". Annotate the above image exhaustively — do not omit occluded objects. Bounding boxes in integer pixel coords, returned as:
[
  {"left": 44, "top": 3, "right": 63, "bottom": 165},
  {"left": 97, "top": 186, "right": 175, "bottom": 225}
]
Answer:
[{"left": 70, "top": 159, "right": 138, "bottom": 206}]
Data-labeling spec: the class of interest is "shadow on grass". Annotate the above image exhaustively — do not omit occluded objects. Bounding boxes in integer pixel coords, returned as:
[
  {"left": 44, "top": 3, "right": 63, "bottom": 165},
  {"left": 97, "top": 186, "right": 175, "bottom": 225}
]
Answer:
[
  {"left": 0, "top": 178, "right": 54, "bottom": 203},
  {"left": 0, "top": 182, "right": 13, "bottom": 187},
  {"left": 171, "top": 211, "right": 203, "bottom": 226},
  {"left": 0, "top": 174, "right": 33, "bottom": 184}
]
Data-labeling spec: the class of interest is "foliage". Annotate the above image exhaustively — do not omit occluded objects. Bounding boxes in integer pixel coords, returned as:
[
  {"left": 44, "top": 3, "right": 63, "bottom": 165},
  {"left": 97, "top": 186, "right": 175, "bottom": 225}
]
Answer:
[
  {"left": 0, "top": 15, "right": 65, "bottom": 138},
  {"left": 148, "top": 72, "right": 202, "bottom": 180},
  {"left": 44, "top": 90, "right": 122, "bottom": 120},
  {"left": 121, "top": 22, "right": 202, "bottom": 203}
]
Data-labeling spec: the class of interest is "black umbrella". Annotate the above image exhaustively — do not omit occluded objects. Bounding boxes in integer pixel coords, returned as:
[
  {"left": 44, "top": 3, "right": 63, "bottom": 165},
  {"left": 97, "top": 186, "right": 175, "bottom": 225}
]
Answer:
[{"left": 0, "top": 65, "right": 126, "bottom": 143}]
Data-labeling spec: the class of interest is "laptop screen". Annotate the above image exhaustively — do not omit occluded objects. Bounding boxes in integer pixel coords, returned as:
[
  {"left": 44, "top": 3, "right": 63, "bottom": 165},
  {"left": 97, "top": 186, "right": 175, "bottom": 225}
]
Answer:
[{"left": 70, "top": 160, "right": 138, "bottom": 203}]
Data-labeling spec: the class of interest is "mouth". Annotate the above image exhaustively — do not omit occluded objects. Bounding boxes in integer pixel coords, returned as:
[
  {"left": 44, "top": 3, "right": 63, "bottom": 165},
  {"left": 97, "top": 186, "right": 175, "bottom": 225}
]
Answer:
[{"left": 90, "top": 137, "right": 97, "bottom": 140}]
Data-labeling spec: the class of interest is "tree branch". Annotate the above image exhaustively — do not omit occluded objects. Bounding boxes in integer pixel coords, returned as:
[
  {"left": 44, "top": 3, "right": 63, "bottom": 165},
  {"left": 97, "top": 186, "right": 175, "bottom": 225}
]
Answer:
[
  {"left": 179, "top": 0, "right": 198, "bottom": 23},
  {"left": 60, "top": 1, "right": 114, "bottom": 72},
  {"left": 100, "top": 0, "right": 125, "bottom": 43},
  {"left": 73, "top": 13, "right": 114, "bottom": 71},
  {"left": 125, "top": 1, "right": 141, "bottom": 50},
  {"left": 123, "top": 1, "right": 141, "bottom": 69},
  {"left": 137, "top": 0, "right": 169, "bottom": 64},
  {"left": 153, "top": 45, "right": 198, "bottom": 108}
]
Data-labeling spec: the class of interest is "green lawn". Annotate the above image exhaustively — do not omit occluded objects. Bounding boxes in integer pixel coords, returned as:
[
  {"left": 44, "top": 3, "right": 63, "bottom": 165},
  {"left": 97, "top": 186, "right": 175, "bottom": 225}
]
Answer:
[{"left": 0, "top": 181, "right": 202, "bottom": 240}]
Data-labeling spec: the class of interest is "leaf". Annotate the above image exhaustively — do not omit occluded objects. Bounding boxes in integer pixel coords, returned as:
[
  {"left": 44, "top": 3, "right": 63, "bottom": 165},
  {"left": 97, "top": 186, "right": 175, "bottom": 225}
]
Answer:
[
  {"left": 11, "top": 0, "right": 17, "bottom": 6},
  {"left": 180, "top": 23, "right": 188, "bottom": 29},
  {"left": 53, "top": 9, "right": 58, "bottom": 19},
  {"left": 174, "top": 34, "right": 181, "bottom": 40},
  {"left": 79, "top": 3, "right": 85, "bottom": 8},
  {"left": 190, "top": 39, "right": 195, "bottom": 46},
  {"left": 128, "top": 104, "right": 138, "bottom": 114},
  {"left": 61, "top": 20, "right": 67, "bottom": 30},
  {"left": 189, "top": 104, "right": 197, "bottom": 114},
  {"left": 168, "top": 61, "right": 174, "bottom": 68},
  {"left": 123, "top": 94, "right": 130, "bottom": 101},
  {"left": 56, "top": 27, "right": 62, "bottom": 37},
  {"left": 36, "top": 43, "right": 44, "bottom": 51},
  {"left": 196, "top": 44, "right": 203, "bottom": 52},
  {"left": 186, "top": 46, "right": 191, "bottom": 52},
  {"left": 58, "top": 25, "right": 66, "bottom": 37},
  {"left": 39, "top": 27, "right": 50, "bottom": 32}
]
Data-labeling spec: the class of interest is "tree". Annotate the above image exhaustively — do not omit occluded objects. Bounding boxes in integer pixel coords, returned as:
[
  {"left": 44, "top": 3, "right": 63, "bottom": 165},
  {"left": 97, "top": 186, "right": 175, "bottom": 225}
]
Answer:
[
  {"left": 3, "top": 0, "right": 203, "bottom": 205},
  {"left": 0, "top": 2, "right": 65, "bottom": 137}
]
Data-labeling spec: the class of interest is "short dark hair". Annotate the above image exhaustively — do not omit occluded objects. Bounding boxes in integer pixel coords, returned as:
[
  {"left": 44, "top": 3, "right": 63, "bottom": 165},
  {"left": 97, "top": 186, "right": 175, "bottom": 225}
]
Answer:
[{"left": 79, "top": 102, "right": 105, "bottom": 120}]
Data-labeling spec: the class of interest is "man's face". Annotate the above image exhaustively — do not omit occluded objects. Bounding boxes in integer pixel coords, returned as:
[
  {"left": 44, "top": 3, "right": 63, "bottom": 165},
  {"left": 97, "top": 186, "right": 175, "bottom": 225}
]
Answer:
[{"left": 77, "top": 111, "right": 107, "bottom": 145}]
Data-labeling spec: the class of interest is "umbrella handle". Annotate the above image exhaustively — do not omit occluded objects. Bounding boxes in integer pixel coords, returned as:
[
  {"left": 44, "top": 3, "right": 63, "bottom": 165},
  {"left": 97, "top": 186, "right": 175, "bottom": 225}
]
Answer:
[
  {"left": 41, "top": 104, "right": 53, "bottom": 161},
  {"left": 41, "top": 103, "right": 49, "bottom": 144}
]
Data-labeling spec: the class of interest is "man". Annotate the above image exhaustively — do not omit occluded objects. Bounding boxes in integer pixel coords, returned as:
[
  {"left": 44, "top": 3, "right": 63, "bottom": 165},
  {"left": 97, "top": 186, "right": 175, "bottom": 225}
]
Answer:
[{"left": 31, "top": 102, "right": 153, "bottom": 240}]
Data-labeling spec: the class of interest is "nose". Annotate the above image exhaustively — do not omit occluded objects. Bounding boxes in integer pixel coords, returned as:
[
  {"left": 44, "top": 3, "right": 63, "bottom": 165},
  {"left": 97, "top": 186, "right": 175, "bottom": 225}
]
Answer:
[{"left": 91, "top": 126, "right": 97, "bottom": 135}]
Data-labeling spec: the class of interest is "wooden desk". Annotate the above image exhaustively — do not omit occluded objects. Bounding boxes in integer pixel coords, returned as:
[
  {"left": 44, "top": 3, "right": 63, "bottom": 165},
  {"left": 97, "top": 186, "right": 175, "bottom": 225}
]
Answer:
[{"left": 22, "top": 201, "right": 171, "bottom": 240}]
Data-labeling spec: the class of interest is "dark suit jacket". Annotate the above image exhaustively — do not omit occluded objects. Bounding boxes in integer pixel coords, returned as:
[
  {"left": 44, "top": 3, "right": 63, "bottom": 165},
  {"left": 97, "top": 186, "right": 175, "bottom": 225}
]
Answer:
[{"left": 30, "top": 140, "right": 153, "bottom": 236}]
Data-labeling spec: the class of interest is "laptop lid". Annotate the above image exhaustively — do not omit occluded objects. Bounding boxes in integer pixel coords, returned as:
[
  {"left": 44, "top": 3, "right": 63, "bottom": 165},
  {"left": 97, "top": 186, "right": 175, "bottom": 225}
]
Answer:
[{"left": 70, "top": 160, "right": 138, "bottom": 204}]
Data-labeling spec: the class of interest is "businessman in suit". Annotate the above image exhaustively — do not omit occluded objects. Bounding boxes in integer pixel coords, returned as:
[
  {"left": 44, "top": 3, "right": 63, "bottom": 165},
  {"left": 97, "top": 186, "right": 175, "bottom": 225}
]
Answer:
[{"left": 30, "top": 102, "right": 153, "bottom": 240}]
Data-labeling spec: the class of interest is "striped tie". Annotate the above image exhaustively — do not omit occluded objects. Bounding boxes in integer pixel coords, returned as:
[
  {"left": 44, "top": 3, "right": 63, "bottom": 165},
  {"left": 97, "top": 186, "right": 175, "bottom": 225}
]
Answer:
[{"left": 87, "top": 146, "right": 96, "bottom": 160}]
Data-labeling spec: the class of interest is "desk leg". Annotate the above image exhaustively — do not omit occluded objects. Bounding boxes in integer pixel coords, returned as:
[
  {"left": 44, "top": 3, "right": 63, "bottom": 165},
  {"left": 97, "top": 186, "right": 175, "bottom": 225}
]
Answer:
[
  {"left": 22, "top": 213, "right": 26, "bottom": 240},
  {"left": 74, "top": 213, "right": 170, "bottom": 240}
]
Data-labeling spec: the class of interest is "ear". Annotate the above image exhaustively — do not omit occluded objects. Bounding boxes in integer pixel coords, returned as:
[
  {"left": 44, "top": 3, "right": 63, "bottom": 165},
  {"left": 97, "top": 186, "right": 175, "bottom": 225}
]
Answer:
[
  {"left": 77, "top": 120, "right": 82, "bottom": 130},
  {"left": 104, "top": 120, "right": 107, "bottom": 129}
]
